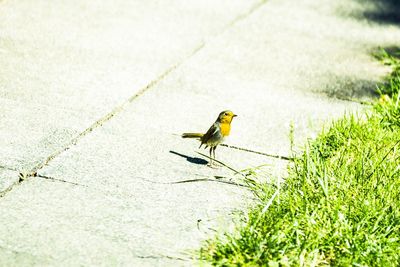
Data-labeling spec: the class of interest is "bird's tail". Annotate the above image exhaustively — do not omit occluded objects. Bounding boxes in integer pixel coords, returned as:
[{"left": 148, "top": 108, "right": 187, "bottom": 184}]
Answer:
[{"left": 181, "top": 133, "right": 204, "bottom": 139}]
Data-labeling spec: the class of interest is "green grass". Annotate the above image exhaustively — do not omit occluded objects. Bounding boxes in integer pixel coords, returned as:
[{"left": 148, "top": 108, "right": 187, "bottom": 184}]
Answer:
[
  {"left": 374, "top": 49, "right": 400, "bottom": 130},
  {"left": 200, "top": 50, "right": 400, "bottom": 266}
]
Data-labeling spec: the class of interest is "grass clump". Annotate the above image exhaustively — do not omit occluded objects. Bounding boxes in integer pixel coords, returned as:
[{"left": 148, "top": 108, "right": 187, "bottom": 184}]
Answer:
[
  {"left": 374, "top": 49, "right": 400, "bottom": 129},
  {"left": 201, "top": 50, "right": 400, "bottom": 266}
]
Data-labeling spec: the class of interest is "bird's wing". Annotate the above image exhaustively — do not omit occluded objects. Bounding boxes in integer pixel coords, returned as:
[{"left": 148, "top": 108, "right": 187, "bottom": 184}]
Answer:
[{"left": 200, "top": 122, "right": 219, "bottom": 146}]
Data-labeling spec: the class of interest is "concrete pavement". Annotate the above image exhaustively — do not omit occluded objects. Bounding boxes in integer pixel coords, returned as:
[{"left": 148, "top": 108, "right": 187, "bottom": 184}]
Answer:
[
  {"left": 0, "top": 0, "right": 261, "bottom": 181},
  {"left": 1, "top": 0, "right": 399, "bottom": 265}
]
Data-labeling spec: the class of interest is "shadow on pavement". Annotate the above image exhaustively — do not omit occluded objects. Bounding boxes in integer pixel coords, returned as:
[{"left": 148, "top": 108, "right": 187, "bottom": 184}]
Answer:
[
  {"left": 169, "top": 150, "right": 208, "bottom": 165},
  {"left": 326, "top": 45, "right": 400, "bottom": 100},
  {"left": 362, "top": 0, "right": 400, "bottom": 25},
  {"left": 353, "top": 0, "right": 400, "bottom": 26},
  {"left": 321, "top": 75, "right": 380, "bottom": 100}
]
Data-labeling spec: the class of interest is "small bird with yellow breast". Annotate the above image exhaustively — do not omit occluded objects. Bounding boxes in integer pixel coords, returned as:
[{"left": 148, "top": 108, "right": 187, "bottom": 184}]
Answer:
[{"left": 182, "top": 110, "right": 237, "bottom": 166}]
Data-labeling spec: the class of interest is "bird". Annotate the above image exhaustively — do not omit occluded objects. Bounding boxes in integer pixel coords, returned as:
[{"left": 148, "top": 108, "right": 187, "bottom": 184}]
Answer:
[{"left": 182, "top": 110, "right": 237, "bottom": 166}]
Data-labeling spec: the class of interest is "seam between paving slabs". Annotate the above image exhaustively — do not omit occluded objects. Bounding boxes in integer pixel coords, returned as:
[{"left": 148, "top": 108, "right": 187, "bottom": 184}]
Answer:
[
  {"left": 0, "top": 0, "right": 268, "bottom": 197},
  {"left": 0, "top": 166, "right": 19, "bottom": 197},
  {"left": 35, "top": 173, "right": 249, "bottom": 189}
]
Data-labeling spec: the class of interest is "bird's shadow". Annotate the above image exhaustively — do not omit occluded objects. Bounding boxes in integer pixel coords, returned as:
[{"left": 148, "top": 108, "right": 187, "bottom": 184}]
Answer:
[{"left": 169, "top": 150, "right": 208, "bottom": 165}]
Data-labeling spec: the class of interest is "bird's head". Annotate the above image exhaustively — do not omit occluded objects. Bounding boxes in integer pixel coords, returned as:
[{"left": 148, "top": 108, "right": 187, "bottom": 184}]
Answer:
[{"left": 217, "top": 110, "right": 237, "bottom": 124}]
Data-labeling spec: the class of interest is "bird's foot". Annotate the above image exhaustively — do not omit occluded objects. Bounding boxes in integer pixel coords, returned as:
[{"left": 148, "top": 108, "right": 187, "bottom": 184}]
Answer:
[
  {"left": 207, "top": 161, "right": 222, "bottom": 168},
  {"left": 207, "top": 162, "right": 219, "bottom": 169}
]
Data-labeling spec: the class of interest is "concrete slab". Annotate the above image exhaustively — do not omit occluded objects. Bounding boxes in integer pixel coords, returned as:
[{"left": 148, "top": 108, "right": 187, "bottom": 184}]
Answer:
[
  {"left": 0, "top": 176, "right": 248, "bottom": 266},
  {"left": 0, "top": 0, "right": 261, "bottom": 182},
  {"left": 0, "top": 98, "right": 95, "bottom": 172},
  {"left": 0, "top": 0, "right": 260, "bottom": 114}
]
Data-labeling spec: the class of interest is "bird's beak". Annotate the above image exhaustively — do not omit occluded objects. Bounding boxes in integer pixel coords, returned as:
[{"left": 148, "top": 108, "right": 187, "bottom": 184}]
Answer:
[{"left": 233, "top": 114, "right": 238, "bottom": 117}]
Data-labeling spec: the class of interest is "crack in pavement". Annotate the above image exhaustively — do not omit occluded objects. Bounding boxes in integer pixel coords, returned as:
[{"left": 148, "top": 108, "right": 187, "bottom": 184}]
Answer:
[
  {"left": 135, "top": 254, "right": 191, "bottom": 261},
  {"left": 35, "top": 174, "right": 89, "bottom": 187},
  {"left": 0, "top": 181, "right": 18, "bottom": 198},
  {"left": 0, "top": 166, "right": 21, "bottom": 197},
  {"left": 171, "top": 134, "right": 294, "bottom": 161},
  {"left": 219, "top": 144, "right": 294, "bottom": 161},
  {"left": 33, "top": 173, "right": 248, "bottom": 195},
  {"left": 167, "top": 177, "right": 248, "bottom": 187},
  {"left": 0, "top": 165, "right": 18, "bottom": 172},
  {"left": 222, "top": 0, "right": 267, "bottom": 32}
]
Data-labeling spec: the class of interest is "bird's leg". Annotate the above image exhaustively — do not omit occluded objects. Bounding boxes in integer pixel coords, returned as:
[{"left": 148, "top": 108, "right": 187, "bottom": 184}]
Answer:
[
  {"left": 213, "top": 146, "right": 216, "bottom": 161},
  {"left": 208, "top": 147, "right": 213, "bottom": 167},
  {"left": 212, "top": 146, "right": 221, "bottom": 167}
]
